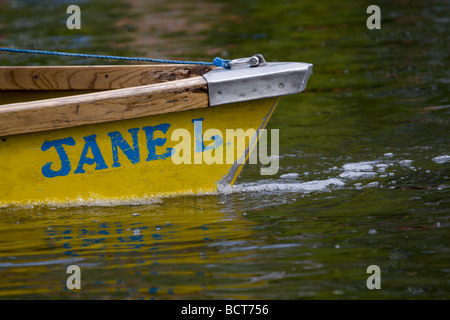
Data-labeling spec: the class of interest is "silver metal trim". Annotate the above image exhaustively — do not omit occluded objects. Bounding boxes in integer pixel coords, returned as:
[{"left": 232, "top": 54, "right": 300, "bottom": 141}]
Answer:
[
  {"left": 202, "top": 62, "right": 313, "bottom": 106},
  {"left": 227, "top": 54, "right": 267, "bottom": 68}
]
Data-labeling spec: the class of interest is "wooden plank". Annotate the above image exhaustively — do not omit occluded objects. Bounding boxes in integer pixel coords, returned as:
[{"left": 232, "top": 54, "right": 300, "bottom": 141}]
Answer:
[
  {"left": 0, "top": 90, "right": 99, "bottom": 106},
  {"left": 0, "top": 76, "right": 209, "bottom": 137},
  {"left": 0, "top": 64, "right": 213, "bottom": 90}
]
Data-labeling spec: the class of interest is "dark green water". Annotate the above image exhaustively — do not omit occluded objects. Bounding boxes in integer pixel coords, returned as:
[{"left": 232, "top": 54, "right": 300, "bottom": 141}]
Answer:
[{"left": 0, "top": 0, "right": 448, "bottom": 299}]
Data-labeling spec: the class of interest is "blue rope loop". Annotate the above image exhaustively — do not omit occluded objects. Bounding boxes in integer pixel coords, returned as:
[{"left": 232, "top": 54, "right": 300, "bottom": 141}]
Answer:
[
  {"left": 0, "top": 47, "right": 231, "bottom": 69},
  {"left": 212, "top": 57, "right": 230, "bottom": 69}
]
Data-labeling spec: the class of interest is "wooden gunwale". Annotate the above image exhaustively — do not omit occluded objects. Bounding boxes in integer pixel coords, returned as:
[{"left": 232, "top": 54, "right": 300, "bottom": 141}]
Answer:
[
  {"left": 0, "top": 64, "right": 213, "bottom": 90},
  {"left": 0, "top": 65, "right": 212, "bottom": 137}
]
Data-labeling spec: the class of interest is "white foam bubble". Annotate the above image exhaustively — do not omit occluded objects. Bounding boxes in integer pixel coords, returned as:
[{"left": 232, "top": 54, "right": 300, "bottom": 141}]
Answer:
[
  {"left": 280, "top": 173, "right": 300, "bottom": 179},
  {"left": 365, "top": 182, "right": 379, "bottom": 188},
  {"left": 342, "top": 162, "right": 375, "bottom": 172},
  {"left": 339, "top": 171, "right": 377, "bottom": 179},
  {"left": 432, "top": 155, "right": 450, "bottom": 164},
  {"left": 221, "top": 178, "right": 345, "bottom": 194},
  {"left": 399, "top": 160, "right": 414, "bottom": 167}
]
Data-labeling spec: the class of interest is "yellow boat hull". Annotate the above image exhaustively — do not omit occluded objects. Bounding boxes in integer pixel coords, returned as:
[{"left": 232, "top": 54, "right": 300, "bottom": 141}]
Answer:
[{"left": 0, "top": 98, "right": 278, "bottom": 207}]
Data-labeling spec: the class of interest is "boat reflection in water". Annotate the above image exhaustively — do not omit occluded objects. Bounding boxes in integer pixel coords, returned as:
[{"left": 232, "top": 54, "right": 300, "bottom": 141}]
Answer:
[{"left": 0, "top": 195, "right": 276, "bottom": 299}]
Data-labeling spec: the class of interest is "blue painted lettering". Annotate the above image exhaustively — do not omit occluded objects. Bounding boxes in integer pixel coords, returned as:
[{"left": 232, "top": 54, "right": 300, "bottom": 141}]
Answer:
[
  {"left": 41, "top": 137, "right": 76, "bottom": 178},
  {"left": 142, "top": 123, "right": 173, "bottom": 161},
  {"left": 192, "top": 118, "right": 205, "bottom": 152},
  {"left": 107, "top": 128, "right": 140, "bottom": 168},
  {"left": 74, "top": 134, "right": 108, "bottom": 174}
]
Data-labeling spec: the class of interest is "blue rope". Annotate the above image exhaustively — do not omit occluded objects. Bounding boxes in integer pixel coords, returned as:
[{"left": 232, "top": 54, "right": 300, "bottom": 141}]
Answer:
[{"left": 0, "top": 47, "right": 231, "bottom": 68}]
